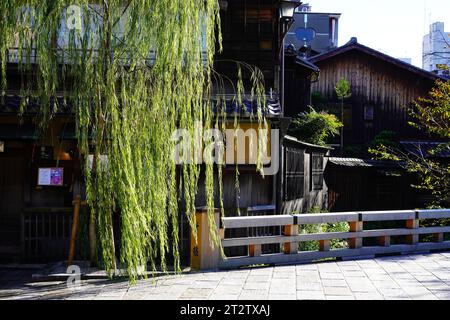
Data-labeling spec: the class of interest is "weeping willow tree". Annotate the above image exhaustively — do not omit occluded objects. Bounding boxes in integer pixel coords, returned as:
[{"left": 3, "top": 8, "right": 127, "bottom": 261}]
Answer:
[{"left": 0, "top": 0, "right": 268, "bottom": 280}]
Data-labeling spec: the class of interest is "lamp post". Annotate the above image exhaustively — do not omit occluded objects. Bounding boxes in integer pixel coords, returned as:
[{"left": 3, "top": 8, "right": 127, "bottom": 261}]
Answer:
[
  {"left": 276, "top": 1, "right": 301, "bottom": 215},
  {"left": 279, "top": 0, "right": 301, "bottom": 114}
]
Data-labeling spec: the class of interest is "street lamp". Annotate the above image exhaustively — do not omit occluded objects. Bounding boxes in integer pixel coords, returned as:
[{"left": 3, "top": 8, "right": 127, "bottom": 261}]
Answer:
[
  {"left": 279, "top": 0, "right": 301, "bottom": 22},
  {"left": 279, "top": 0, "right": 301, "bottom": 114},
  {"left": 276, "top": 1, "right": 301, "bottom": 215}
]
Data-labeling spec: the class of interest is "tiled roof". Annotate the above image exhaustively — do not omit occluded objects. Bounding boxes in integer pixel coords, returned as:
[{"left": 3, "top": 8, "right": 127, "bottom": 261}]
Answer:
[{"left": 328, "top": 157, "right": 402, "bottom": 168}]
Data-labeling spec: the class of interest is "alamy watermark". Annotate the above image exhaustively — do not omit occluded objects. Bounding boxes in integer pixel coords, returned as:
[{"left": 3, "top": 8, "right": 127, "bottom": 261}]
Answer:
[{"left": 172, "top": 122, "right": 279, "bottom": 175}]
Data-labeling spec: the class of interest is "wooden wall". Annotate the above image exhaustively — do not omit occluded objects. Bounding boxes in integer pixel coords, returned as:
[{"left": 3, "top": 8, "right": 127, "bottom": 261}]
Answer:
[
  {"left": 215, "top": 0, "right": 279, "bottom": 91},
  {"left": 311, "top": 50, "right": 437, "bottom": 145},
  {"left": 281, "top": 139, "right": 329, "bottom": 214}
]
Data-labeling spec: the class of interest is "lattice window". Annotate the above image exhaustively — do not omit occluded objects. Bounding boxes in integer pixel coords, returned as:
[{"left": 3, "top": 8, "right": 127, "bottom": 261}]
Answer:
[
  {"left": 284, "top": 147, "right": 305, "bottom": 201},
  {"left": 311, "top": 153, "right": 324, "bottom": 191}
]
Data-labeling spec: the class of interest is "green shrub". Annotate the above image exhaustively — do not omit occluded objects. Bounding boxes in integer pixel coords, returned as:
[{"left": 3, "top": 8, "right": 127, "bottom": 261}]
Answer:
[
  {"left": 297, "top": 206, "right": 349, "bottom": 251},
  {"left": 289, "top": 107, "right": 343, "bottom": 146}
]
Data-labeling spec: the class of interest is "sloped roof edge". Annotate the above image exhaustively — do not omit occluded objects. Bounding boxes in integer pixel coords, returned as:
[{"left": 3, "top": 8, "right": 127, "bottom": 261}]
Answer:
[
  {"left": 309, "top": 38, "right": 446, "bottom": 81},
  {"left": 284, "top": 135, "right": 333, "bottom": 150}
]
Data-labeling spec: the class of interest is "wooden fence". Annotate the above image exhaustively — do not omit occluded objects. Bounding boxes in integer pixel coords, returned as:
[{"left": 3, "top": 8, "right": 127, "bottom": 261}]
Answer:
[{"left": 192, "top": 209, "right": 450, "bottom": 270}]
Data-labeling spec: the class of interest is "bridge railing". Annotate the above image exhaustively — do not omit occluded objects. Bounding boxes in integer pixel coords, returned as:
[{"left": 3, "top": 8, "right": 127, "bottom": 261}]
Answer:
[{"left": 190, "top": 209, "right": 450, "bottom": 270}]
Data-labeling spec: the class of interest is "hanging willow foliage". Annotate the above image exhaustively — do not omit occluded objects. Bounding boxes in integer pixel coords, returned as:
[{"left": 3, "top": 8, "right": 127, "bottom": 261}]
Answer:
[{"left": 0, "top": 0, "right": 268, "bottom": 281}]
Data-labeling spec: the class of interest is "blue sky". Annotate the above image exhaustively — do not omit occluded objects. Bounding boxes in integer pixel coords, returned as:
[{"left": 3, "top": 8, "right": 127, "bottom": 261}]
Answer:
[{"left": 309, "top": 0, "right": 450, "bottom": 67}]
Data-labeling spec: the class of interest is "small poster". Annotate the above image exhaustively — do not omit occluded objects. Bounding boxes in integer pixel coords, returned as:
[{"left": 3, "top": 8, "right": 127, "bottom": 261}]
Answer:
[{"left": 38, "top": 168, "right": 64, "bottom": 186}]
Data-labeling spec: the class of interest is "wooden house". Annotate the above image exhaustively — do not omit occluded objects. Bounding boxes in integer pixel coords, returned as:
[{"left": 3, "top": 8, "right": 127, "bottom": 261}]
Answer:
[
  {"left": 281, "top": 136, "right": 330, "bottom": 214},
  {"left": 1, "top": 0, "right": 315, "bottom": 263},
  {"left": 307, "top": 38, "right": 443, "bottom": 149}
]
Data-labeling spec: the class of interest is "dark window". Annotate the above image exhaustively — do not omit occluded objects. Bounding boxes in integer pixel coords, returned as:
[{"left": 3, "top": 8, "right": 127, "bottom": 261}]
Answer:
[
  {"left": 364, "top": 105, "right": 374, "bottom": 121},
  {"left": 310, "top": 153, "right": 324, "bottom": 191},
  {"left": 284, "top": 147, "right": 305, "bottom": 201}
]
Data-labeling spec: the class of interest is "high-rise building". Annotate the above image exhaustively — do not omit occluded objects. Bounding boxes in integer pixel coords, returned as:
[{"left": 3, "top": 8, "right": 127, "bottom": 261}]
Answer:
[
  {"left": 284, "top": 3, "right": 341, "bottom": 56},
  {"left": 423, "top": 22, "right": 450, "bottom": 76}
]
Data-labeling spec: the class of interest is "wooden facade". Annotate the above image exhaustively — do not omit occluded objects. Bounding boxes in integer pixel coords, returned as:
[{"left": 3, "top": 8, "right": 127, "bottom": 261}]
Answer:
[
  {"left": 308, "top": 38, "right": 442, "bottom": 147},
  {"left": 0, "top": 1, "right": 289, "bottom": 264},
  {"left": 281, "top": 136, "right": 330, "bottom": 214}
]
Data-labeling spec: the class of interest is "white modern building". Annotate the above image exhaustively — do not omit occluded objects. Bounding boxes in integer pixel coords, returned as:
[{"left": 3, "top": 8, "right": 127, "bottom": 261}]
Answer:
[{"left": 423, "top": 22, "right": 450, "bottom": 76}]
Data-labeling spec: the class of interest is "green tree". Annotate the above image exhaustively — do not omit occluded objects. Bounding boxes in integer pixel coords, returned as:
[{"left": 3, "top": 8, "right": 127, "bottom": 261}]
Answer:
[
  {"left": 335, "top": 78, "right": 352, "bottom": 155},
  {"left": 370, "top": 81, "right": 450, "bottom": 207},
  {"left": 0, "top": 1, "right": 267, "bottom": 280},
  {"left": 289, "top": 107, "right": 343, "bottom": 146}
]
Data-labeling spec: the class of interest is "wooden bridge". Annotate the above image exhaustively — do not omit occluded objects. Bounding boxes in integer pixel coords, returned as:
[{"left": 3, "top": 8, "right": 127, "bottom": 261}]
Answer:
[{"left": 191, "top": 208, "right": 450, "bottom": 270}]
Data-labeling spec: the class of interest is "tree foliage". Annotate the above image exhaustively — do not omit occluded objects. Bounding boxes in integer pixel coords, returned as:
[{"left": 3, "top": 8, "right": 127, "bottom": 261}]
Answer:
[
  {"left": 370, "top": 81, "right": 450, "bottom": 207},
  {"left": 0, "top": 1, "right": 268, "bottom": 280},
  {"left": 289, "top": 107, "right": 342, "bottom": 146},
  {"left": 335, "top": 78, "right": 352, "bottom": 100}
]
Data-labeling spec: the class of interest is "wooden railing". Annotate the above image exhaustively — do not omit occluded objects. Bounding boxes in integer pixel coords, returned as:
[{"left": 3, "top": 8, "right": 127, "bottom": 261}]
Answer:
[{"left": 206, "top": 209, "right": 450, "bottom": 270}]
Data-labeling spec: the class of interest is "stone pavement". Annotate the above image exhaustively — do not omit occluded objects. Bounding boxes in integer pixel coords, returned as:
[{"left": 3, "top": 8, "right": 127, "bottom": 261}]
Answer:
[{"left": 1, "top": 252, "right": 450, "bottom": 300}]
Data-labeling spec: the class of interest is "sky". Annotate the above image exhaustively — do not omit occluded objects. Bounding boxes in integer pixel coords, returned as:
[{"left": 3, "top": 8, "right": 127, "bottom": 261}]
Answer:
[{"left": 309, "top": 0, "right": 450, "bottom": 67}]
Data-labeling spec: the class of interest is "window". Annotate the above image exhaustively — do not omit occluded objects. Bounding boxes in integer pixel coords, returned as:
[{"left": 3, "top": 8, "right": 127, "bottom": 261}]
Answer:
[
  {"left": 364, "top": 105, "right": 374, "bottom": 121},
  {"left": 310, "top": 153, "right": 324, "bottom": 191},
  {"left": 284, "top": 147, "right": 305, "bottom": 201}
]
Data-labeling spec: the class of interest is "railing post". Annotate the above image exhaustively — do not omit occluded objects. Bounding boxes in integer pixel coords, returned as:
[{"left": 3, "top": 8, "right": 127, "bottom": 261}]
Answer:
[
  {"left": 319, "top": 240, "right": 331, "bottom": 252},
  {"left": 283, "top": 216, "right": 298, "bottom": 254},
  {"left": 378, "top": 236, "right": 390, "bottom": 247},
  {"left": 349, "top": 214, "right": 363, "bottom": 249},
  {"left": 68, "top": 195, "right": 81, "bottom": 267},
  {"left": 190, "top": 207, "right": 220, "bottom": 270},
  {"left": 433, "top": 233, "right": 444, "bottom": 243},
  {"left": 406, "top": 212, "right": 419, "bottom": 245},
  {"left": 249, "top": 244, "right": 262, "bottom": 257}
]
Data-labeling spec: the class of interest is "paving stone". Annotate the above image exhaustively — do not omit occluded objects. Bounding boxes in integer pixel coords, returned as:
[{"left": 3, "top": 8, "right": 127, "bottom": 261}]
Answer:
[
  {"left": 268, "top": 294, "right": 296, "bottom": 300},
  {"left": 296, "top": 290, "right": 325, "bottom": 300},
  {"left": 372, "top": 280, "right": 401, "bottom": 289},
  {"left": 354, "top": 292, "right": 384, "bottom": 300},
  {"left": 179, "top": 288, "right": 213, "bottom": 299},
  {"left": 190, "top": 280, "right": 220, "bottom": 289},
  {"left": 321, "top": 279, "right": 348, "bottom": 287},
  {"left": 342, "top": 270, "right": 366, "bottom": 277},
  {"left": 377, "top": 287, "right": 410, "bottom": 298},
  {"left": 209, "top": 294, "right": 240, "bottom": 300},
  {"left": 243, "top": 281, "right": 270, "bottom": 290},
  {"left": 246, "top": 275, "right": 271, "bottom": 283},
  {"left": 325, "top": 295, "right": 355, "bottom": 300},
  {"left": 319, "top": 272, "right": 345, "bottom": 280},
  {"left": 2, "top": 253, "right": 450, "bottom": 300},
  {"left": 238, "top": 289, "right": 268, "bottom": 300},
  {"left": 296, "top": 281, "right": 322, "bottom": 291},
  {"left": 323, "top": 286, "right": 353, "bottom": 296}
]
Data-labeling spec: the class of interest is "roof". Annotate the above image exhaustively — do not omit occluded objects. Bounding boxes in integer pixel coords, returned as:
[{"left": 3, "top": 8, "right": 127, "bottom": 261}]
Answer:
[
  {"left": 309, "top": 37, "right": 446, "bottom": 81},
  {"left": 284, "top": 135, "right": 333, "bottom": 150},
  {"left": 328, "top": 157, "right": 402, "bottom": 168},
  {"left": 400, "top": 141, "right": 450, "bottom": 158},
  {"left": 295, "top": 56, "right": 320, "bottom": 72}
]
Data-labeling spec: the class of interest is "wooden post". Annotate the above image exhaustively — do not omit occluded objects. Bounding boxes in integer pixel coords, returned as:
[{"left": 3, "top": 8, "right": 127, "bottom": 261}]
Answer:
[
  {"left": 190, "top": 207, "right": 220, "bottom": 270},
  {"left": 249, "top": 244, "right": 262, "bottom": 257},
  {"left": 378, "top": 236, "right": 390, "bottom": 247},
  {"left": 406, "top": 218, "right": 419, "bottom": 245},
  {"left": 433, "top": 233, "right": 444, "bottom": 243},
  {"left": 319, "top": 240, "right": 330, "bottom": 252},
  {"left": 349, "top": 221, "right": 363, "bottom": 249},
  {"left": 283, "top": 223, "right": 299, "bottom": 254},
  {"left": 68, "top": 195, "right": 81, "bottom": 267}
]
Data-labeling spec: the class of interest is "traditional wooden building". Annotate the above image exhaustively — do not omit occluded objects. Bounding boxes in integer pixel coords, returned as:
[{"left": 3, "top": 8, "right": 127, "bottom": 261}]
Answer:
[
  {"left": 281, "top": 135, "right": 330, "bottom": 214},
  {"left": 1, "top": 0, "right": 311, "bottom": 263},
  {"left": 307, "top": 38, "right": 444, "bottom": 149}
]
